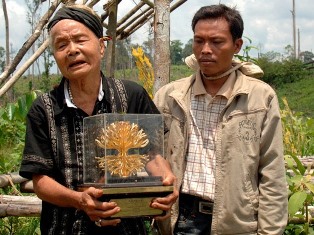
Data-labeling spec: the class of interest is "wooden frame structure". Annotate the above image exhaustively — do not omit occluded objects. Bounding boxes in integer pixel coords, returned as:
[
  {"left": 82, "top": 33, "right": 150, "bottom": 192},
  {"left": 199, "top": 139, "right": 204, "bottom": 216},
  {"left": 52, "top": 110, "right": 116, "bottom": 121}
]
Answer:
[{"left": 0, "top": 0, "right": 187, "bottom": 97}]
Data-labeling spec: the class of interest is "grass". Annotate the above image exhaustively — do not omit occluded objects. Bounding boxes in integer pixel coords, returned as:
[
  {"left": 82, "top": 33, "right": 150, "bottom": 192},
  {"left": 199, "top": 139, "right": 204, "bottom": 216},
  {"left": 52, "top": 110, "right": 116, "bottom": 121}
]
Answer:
[{"left": 276, "top": 74, "right": 314, "bottom": 118}]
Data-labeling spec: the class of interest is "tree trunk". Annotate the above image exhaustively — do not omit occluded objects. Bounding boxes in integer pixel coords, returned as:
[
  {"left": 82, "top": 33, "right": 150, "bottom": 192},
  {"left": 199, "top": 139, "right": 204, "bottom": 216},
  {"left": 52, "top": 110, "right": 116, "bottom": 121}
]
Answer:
[{"left": 2, "top": 0, "right": 10, "bottom": 68}]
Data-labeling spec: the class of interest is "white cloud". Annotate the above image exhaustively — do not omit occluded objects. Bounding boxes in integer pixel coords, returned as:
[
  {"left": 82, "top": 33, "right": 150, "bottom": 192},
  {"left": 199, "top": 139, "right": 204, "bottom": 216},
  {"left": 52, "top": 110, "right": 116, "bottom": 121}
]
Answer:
[
  {"left": 0, "top": 0, "right": 28, "bottom": 51},
  {"left": 169, "top": 0, "right": 313, "bottom": 55}
]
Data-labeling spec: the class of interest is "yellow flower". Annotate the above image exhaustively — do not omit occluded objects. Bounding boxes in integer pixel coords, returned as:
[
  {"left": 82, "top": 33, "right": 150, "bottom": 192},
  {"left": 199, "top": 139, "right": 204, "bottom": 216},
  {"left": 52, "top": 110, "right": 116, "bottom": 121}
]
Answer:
[{"left": 132, "top": 47, "right": 155, "bottom": 98}]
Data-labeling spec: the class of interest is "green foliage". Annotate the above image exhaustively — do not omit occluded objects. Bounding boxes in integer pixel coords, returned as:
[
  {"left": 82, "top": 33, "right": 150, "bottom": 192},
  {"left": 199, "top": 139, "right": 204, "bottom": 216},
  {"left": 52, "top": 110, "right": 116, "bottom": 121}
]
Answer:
[
  {"left": 170, "top": 65, "right": 194, "bottom": 82},
  {"left": 170, "top": 40, "right": 184, "bottom": 65},
  {"left": 282, "top": 98, "right": 314, "bottom": 234},
  {"left": 0, "top": 91, "right": 38, "bottom": 174},
  {"left": 181, "top": 39, "right": 193, "bottom": 60},
  {"left": 234, "top": 36, "right": 258, "bottom": 63},
  {"left": 0, "top": 91, "right": 40, "bottom": 235},
  {"left": 40, "top": 45, "right": 55, "bottom": 92},
  {"left": 0, "top": 46, "right": 5, "bottom": 73},
  {"left": 285, "top": 154, "right": 314, "bottom": 234},
  {"left": 257, "top": 58, "right": 308, "bottom": 88},
  {"left": 302, "top": 51, "right": 314, "bottom": 63},
  {"left": 0, "top": 217, "right": 40, "bottom": 235},
  {"left": 285, "top": 223, "right": 314, "bottom": 235},
  {"left": 277, "top": 76, "right": 314, "bottom": 119},
  {"left": 114, "top": 67, "right": 139, "bottom": 82},
  {"left": 12, "top": 74, "right": 61, "bottom": 98},
  {"left": 281, "top": 97, "right": 314, "bottom": 156}
]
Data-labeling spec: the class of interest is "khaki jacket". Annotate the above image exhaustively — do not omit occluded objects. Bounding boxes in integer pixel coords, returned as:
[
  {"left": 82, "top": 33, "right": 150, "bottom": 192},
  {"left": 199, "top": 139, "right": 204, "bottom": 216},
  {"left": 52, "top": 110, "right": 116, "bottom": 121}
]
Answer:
[{"left": 153, "top": 63, "right": 288, "bottom": 235}]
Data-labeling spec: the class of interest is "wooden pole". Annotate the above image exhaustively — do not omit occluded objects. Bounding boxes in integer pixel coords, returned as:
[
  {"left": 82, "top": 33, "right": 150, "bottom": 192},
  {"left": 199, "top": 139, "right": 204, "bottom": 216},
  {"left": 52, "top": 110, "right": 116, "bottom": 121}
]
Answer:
[
  {"left": 104, "top": 0, "right": 118, "bottom": 78},
  {"left": 0, "top": 195, "right": 41, "bottom": 217},
  {"left": 292, "top": 0, "right": 297, "bottom": 59},
  {"left": 153, "top": 0, "right": 170, "bottom": 94}
]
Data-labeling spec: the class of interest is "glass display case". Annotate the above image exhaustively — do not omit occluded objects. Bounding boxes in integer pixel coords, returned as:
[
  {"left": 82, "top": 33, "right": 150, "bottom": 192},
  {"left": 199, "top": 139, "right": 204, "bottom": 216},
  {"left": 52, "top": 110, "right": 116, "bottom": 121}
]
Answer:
[{"left": 79, "top": 113, "right": 173, "bottom": 217}]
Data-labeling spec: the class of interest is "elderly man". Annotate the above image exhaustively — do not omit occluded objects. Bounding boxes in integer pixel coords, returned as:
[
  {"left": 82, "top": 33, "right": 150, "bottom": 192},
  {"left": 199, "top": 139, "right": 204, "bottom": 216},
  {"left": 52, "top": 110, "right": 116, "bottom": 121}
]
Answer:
[{"left": 20, "top": 4, "right": 177, "bottom": 235}]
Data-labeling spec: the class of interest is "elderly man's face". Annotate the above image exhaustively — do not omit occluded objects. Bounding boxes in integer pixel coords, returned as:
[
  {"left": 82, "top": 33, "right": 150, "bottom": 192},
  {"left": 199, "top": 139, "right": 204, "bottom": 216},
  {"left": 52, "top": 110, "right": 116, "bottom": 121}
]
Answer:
[
  {"left": 193, "top": 18, "right": 243, "bottom": 77},
  {"left": 50, "top": 19, "right": 105, "bottom": 80}
]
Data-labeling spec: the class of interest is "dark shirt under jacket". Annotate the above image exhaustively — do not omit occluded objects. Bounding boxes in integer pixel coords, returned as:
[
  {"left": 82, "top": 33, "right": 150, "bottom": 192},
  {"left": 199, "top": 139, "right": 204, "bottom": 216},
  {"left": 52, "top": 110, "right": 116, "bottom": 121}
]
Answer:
[{"left": 20, "top": 73, "right": 159, "bottom": 235}]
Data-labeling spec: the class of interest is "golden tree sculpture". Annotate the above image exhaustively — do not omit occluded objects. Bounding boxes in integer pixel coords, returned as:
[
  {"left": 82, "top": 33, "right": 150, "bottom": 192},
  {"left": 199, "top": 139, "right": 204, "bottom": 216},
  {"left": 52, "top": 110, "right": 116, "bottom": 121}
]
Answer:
[{"left": 95, "top": 121, "right": 149, "bottom": 177}]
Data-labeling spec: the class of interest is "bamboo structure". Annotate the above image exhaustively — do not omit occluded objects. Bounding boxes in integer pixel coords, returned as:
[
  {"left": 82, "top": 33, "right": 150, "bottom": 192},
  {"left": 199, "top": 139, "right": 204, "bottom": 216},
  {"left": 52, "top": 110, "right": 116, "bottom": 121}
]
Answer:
[{"left": 0, "top": 0, "right": 188, "bottom": 97}]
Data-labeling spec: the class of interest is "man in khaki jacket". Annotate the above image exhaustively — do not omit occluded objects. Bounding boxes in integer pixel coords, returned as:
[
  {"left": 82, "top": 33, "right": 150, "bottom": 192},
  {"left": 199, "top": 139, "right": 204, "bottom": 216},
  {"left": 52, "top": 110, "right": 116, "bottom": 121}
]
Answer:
[{"left": 154, "top": 4, "right": 288, "bottom": 235}]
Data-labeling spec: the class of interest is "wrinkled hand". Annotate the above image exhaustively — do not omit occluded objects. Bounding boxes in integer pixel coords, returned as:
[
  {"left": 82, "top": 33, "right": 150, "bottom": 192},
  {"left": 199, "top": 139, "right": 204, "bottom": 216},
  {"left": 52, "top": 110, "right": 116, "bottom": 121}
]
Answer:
[
  {"left": 79, "top": 187, "right": 121, "bottom": 226},
  {"left": 151, "top": 171, "right": 178, "bottom": 221}
]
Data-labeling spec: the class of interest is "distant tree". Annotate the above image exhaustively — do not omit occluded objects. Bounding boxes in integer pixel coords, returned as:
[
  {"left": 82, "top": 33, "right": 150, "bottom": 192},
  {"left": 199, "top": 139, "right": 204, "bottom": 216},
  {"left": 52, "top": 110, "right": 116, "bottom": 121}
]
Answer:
[
  {"left": 260, "top": 51, "right": 282, "bottom": 62},
  {"left": 300, "top": 51, "right": 314, "bottom": 63},
  {"left": 182, "top": 38, "right": 193, "bottom": 60},
  {"left": 115, "top": 39, "right": 131, "bottom": 70},
  {"left": 25, "top": 0, "right": 41, "bottom": 78},
  {"left": 141, "top": 38, "right": 154, "bottom": 62},
  {"left": 284, "top": 45, "right": 295, "bottom": 60},
  {"left": 1, "top": 0, "right": 10, "bottom": 70},
  {"left": 170, "top": 40, "right": 183, "bottom": 65},
  {"left": 257, "top": 54, "right": 306, "bottom": 87},
  {"left": 39, "top": 35, "right": 55, "bottom": 92},
  {"left": 0, "top": 46, "right": 5, "bottom": 73}
]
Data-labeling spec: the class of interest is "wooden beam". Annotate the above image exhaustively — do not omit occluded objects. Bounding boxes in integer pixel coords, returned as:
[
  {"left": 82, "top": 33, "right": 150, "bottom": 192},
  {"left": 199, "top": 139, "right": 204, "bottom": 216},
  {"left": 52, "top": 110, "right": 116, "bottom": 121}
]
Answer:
[
  {"left": 101, "top": 0, "right": 122, "bottom": 22},
  {"left": 117, "top": 8, "right": 154, "bottom": 40},
  {"left": 87, "top": 0, "right": 100, "bottom": 7},
  {"left": 142, "top": 0, "right": 154, "bottom": 8},
  {"left": 116, "top": 6, "right": 152, "bottom": 37},
  {"left": 116, "top": 1, "right": 145, "bottom": 27},
  {"left": 170, "top": 0, "right": 187, "bottom": 12}
]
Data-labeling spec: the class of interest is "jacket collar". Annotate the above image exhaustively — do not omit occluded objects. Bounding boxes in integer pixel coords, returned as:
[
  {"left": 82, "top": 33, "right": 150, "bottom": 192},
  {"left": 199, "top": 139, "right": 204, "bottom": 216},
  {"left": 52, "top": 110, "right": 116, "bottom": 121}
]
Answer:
[{"left": 169, "top": 68, "right": 251, "bottom": 102}]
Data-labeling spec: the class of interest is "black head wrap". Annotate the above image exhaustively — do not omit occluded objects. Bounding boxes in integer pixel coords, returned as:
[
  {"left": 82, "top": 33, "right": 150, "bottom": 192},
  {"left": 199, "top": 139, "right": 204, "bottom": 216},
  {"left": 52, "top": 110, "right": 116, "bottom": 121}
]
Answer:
[{"left": 47, "top": 6, "right": 103, "bottom": 38}]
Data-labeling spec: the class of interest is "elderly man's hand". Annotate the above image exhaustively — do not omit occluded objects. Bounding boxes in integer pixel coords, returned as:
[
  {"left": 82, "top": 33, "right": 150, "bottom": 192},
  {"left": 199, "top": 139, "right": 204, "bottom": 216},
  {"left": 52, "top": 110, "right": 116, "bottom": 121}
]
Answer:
[{"left": 79, "top": 187, "right": 121, "bottom": 227}]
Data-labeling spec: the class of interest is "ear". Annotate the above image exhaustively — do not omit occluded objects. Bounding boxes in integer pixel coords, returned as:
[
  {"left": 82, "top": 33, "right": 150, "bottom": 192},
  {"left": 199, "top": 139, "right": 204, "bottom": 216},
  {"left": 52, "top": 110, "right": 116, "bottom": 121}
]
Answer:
[
  {"left": 99, "top": 38, "right": 105, "bottom": 58},
  {"left": 234, "top": 38, "right": 243, "bottom": 54}
]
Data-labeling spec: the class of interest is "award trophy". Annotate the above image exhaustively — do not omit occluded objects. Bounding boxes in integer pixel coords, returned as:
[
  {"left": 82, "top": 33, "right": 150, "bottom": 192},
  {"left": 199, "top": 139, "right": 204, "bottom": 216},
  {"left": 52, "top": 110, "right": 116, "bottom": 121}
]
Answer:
[{"left": 78, "top": 113, "right": 173, "bottom": 218}]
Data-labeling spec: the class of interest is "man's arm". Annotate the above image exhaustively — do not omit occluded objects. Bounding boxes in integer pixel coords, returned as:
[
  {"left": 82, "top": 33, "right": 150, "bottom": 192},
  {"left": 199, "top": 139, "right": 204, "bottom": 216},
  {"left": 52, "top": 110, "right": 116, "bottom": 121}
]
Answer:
[
  {"left": 32, "top": 174, "right": 121, "bottom": 226},
  {"left": 257, "top": 95, "right": 288, "bottom": 234}
]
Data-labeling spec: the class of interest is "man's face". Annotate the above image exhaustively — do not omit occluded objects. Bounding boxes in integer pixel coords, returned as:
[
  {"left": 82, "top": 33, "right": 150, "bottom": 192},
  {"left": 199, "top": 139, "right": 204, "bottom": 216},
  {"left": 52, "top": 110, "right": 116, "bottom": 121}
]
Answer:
[
  {"left": 50, "top": 19, "right": 105, "bottom": 80},
  {"left": 192, "top": 18, "right": 243, "bottom": 77}
]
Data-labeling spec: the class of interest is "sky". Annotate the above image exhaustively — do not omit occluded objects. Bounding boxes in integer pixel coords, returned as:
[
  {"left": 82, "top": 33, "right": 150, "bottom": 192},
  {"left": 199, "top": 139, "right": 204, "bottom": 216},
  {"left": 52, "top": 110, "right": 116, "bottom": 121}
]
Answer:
[{"left": 0, "top": 0, "right": 313, "bottom": 67}]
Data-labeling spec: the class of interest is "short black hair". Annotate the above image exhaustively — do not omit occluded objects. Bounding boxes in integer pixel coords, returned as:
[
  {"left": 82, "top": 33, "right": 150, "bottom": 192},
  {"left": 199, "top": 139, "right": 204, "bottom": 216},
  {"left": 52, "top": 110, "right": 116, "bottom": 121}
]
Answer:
[{"left": 192, "top": 4, "right": 244, "bottom": 42}]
